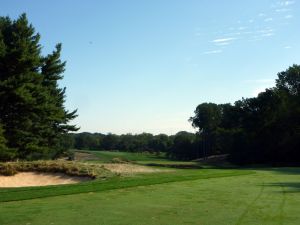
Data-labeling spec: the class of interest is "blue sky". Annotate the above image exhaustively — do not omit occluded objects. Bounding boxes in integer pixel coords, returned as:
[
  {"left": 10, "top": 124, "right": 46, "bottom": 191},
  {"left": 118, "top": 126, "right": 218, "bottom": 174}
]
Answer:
[{"left": 1, "top": 0, "right": 299, "bottom": 134}]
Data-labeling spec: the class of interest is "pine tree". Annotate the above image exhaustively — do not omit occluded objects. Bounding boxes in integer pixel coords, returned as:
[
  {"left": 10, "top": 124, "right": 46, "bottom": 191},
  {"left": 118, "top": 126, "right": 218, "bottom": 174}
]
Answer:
[
  {"left": 0, "top": 14, "right": 78, "bottom": 160},
  {"left": 0, "top": 123, "right": 16, "bottom": 161}
]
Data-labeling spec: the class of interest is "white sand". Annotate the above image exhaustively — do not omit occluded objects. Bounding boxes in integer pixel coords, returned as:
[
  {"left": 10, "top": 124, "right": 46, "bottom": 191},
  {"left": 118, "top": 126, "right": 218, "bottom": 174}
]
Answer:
[{"left": 0, "top": 172, "right": 90, "bottom": 188}]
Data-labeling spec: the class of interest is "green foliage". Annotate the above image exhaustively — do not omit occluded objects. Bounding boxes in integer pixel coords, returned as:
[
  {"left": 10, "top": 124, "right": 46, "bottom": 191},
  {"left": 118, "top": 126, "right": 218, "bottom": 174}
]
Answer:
[
  {"left": 0, "top": 14, "right": 77, "bottom": 160},
  {"left": 71, "top": 132, "right": 173, "bottom": 153},
  {"left": 167, "top": 131, "right": 198, "bottom": 160},
  {"left": 190, "top": 103, "right": 222, "bottom": 132},
  {"left": 190, "top": 65, "right": 300, "bottom": 165},
  {"left": 0, "top": 124, "right": 16, "bottom": 161}
]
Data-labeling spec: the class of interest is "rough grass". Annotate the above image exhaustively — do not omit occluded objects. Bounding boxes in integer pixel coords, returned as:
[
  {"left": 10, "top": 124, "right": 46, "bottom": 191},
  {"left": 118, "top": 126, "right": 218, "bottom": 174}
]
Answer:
[
  {"left": 0, "top": 161, "right": 114, "bottom": 179},
  {"left": 102, "top": 163, "right": 170, "bottom": 175}
]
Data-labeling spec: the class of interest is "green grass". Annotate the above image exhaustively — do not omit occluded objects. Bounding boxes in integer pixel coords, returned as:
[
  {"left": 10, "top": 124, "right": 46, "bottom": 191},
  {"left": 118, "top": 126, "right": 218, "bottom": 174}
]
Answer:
[
  {"left": 1, "top": 152, "right": 300, "bottom": 224},
  {"left": 1, "top": 167, "right": 300, "bottom": 224},
  {"left": 81, "top": 150, "right": 202, "bottom": 168},
  {"left": 0, "top": 168, "right": 251, "bottom": 202},
  {"left": 83, "top": 150, "right": 169, "bottom": 162}
]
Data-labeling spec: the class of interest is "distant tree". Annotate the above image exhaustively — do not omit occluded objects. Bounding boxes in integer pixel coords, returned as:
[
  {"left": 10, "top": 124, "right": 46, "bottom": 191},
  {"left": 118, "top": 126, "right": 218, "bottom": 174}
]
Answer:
[
  {"left": 276, "top": 64, "right": 300, "bottom": 96},
  {"left": 74, "top": 133, "right": 100, "bottom": 150},
  {"left": 189, "top": 103, "right": 222, "bottom": 157},
  {"left": 189, "top": 103, "right": 222, "bottom": 133},
  {"left": 101, "top": 133, "right": 120, "bottom": 150},
  {"left": 168, "top": 131, "right": 197, "bottom": 160}
]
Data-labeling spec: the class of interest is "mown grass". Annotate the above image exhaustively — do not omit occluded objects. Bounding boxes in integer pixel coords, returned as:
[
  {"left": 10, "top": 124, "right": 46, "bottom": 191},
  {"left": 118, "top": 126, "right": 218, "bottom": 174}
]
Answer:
[
  {"left": 83, "top": 150, "right": 169, "bottom": 162},
  {"left": 0, "top": 168, "right": 252, "bottom": 202},
  {"left": 81, "top": 150, "right": 203, "bottom": 168},
  {"left": 2, "top": 152, "right": 300, "bottom": 224},
  {"left": 1, "top": 168, "right": 300, "bottom": 225}
]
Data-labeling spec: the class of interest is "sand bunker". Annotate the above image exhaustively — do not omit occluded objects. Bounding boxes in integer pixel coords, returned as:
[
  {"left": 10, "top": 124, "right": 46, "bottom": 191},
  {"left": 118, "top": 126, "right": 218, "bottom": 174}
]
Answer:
[
  {"left": 102, "top": 163, "right": 165, "bottom": 175},
  {"left": 0, "top": 172, "right": 91, "bottom": 188}
]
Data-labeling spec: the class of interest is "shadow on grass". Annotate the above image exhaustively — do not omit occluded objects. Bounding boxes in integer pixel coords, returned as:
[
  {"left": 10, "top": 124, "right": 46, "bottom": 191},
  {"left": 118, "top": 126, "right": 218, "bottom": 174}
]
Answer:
[
  {"left": 255, "top": 167, "right": 300, "bottom": 175},
  {"left": 142, "top": 163, "right": 203, "bottom": 169},
  {"left": 142, "top": 162, "right": 238, "bottom": 169},
  {"left": 262, "top": 182, "right": 300, "bottom": 193}
]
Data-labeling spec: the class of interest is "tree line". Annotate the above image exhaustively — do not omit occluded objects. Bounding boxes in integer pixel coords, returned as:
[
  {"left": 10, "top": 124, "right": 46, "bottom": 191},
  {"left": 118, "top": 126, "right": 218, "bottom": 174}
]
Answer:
[
  {"left": 63, "top": 131, "right": 199, "bottom": 159},
  {"left": 189, "top": 65, "right": 300, "bottom": 165}
]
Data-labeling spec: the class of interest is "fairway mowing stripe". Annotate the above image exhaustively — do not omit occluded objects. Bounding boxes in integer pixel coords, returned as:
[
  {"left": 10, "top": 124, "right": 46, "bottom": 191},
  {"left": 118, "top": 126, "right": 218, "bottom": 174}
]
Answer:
[
  {"left": 235, "top": 181, "right": 265, "bottom": 225},
  {"left": 0, "top": 171, "right": 254, "bottom": 203},
  {"left": 277, "top": 182, "right": 286, "bottom": 225}
]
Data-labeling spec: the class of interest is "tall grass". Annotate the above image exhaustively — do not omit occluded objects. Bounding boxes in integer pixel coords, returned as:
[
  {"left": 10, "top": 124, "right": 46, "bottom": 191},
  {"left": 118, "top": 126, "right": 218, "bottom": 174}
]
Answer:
[{"left": 0, "top": 161, "right": 114, "bottom": 178}]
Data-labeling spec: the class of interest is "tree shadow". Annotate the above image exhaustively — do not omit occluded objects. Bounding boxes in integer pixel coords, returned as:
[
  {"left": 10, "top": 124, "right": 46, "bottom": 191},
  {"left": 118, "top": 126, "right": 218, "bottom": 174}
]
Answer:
[
  {"left": 254, "top": 167, "right": 300, "bottom": 175},
  {"left": 262, "top": 182, "right": 300, "bottom": 193}
]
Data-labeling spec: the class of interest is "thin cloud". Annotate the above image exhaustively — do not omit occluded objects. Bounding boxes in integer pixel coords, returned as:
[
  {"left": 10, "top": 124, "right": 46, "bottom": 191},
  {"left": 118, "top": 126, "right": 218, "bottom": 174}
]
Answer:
[
  {"left": 275, "top": 8, "right": 291, "bottom": 12},
  {"left": 281, "top": 1, "right": 295, "bottom": 6},
  {"left": 264, "top": 18, "right": 273, "bottom": 22},
  {"left": 212, "top": 37, "right": 236, "bottom": 43},
  {"left": 261, "top": 33, "right": 275, "bottom": 37},
  {"left": 284, "top": 46, "right": 292, "bottom": 49},
  {"left": 215, "top": 42, "right": 230, "bottom": 46},
  {"left": 285, "top": 15, "right": 293, "bottom": 19},
  {"left": 258, "top": 28, "right": 274, "bottom": 34},
  {"left": 202, "top": 50, "right": 223, "bottom": 55}
]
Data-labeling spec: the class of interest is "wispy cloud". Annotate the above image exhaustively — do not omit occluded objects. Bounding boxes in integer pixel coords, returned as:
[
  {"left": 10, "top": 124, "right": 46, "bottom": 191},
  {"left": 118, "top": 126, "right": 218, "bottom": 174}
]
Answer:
[
  {"left": 261, "top": 33, "right": 275, "bottom": 37},
  {"left": 284, "top": 46, "right": 292, "bottom": 49},
  {"left": 212, "top": 37, "right": 236, "bottom": 43},
  {"left": 275, "top": 8, "right": 291, "bottom": 12},
  {"left": 202, "top": 50, "right": 223, "bottom": 55},
  {"left": 215, "top": 42, "right": 231, "bottom": 46},
  {"left": 264, "top": 18, "right": 273, "bottom": 22},
  {"left": 196, "top": 0, "right": 294, "bottom": 55},
  {"left": 280, "top": 0, "right": 295, "bottom": 6}
]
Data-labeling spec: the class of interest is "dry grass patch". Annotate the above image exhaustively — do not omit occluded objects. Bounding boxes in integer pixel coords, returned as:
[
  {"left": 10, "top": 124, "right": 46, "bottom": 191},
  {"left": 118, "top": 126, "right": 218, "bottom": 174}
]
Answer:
[
  {"left": 102, "top": 163, "right": 169, "bottom": 175},
  {"left": 0, "top": 161, "right": 113, "bottom": 179}
]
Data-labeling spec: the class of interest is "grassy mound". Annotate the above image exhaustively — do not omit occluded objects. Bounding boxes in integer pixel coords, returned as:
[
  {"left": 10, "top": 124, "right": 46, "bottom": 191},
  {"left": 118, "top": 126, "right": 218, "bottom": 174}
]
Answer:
[{"left": 0, "top": 161, "right": 114, "bottom": 179}]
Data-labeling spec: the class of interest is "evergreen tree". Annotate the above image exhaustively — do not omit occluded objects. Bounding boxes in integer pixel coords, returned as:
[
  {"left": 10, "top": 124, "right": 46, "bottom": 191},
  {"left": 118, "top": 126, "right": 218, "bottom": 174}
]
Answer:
[
  {"left": 0, "top": 123, "right": 16, "bottom": 161},
  {"left": 0, "top": 14, "right": 77, "bottom": 160}
]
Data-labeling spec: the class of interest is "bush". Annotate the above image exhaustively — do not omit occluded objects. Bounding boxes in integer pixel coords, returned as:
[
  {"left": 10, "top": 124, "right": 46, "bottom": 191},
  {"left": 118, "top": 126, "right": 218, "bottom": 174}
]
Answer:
[{"left": 0, "top": 163, "right": 18, "bottom": 176}]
